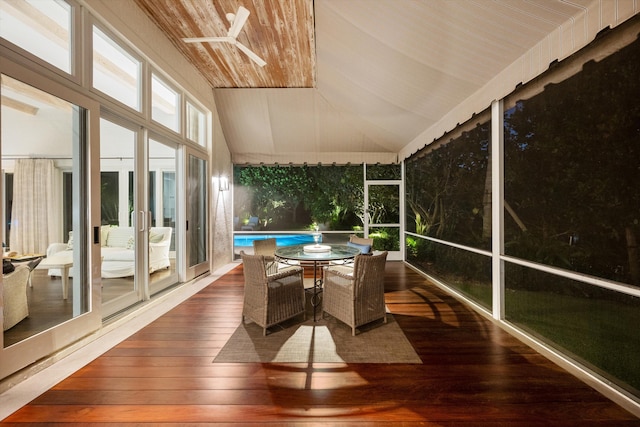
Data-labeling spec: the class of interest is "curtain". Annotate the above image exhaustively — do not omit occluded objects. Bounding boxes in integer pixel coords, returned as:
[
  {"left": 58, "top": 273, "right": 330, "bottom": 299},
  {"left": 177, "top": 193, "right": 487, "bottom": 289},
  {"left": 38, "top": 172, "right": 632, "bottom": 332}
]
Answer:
[{"left": 11, "top": 159, "right": 62, "bottom": 255}]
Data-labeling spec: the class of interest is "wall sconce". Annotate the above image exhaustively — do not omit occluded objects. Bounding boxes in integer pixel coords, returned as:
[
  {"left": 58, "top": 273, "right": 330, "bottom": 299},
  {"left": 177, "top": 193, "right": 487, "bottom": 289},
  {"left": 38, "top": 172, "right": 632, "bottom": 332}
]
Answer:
[{"left": 218, "top": 176, "right": 230, "bottom": 191}]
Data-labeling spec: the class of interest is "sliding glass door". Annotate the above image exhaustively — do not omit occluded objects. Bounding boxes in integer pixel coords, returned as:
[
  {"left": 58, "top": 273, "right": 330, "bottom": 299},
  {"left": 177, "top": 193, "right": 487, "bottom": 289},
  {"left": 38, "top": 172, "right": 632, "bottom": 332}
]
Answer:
[
  {"left": 100, "top": 119, "right": 180, "bottom": 316},
  {"left": 0, "top": 66, "right": 101, "bottom": 378},
  {"left": 148, "top": 137, "right": 178, "bottom": 295},
  {"left": 99, "top": 117, "right": 142, "bottom": 315},
  {"left": 184, "top": 148, "right": 209, "bottom": 280}
]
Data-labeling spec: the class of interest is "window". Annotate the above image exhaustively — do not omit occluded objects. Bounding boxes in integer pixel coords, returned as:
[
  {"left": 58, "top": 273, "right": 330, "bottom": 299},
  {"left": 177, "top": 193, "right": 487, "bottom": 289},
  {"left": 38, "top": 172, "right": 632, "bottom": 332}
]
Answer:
[
  {"left": 0, "top": 0, "right": 72, "bottom": 73},
  {"left": 186, "top": 101, "right": 206, "bottom": 146},
  {"left": 405, "top": 110, "right": 492, "bottom": 250},
  {"left": 92, "top": 26, "right": 141, "bottom": 111},
  {"left": 152, "top": 74, "right": 180, "bottom": 132},
  {"left": 1, "top": 73, "right": 90, "bottom": 344}
]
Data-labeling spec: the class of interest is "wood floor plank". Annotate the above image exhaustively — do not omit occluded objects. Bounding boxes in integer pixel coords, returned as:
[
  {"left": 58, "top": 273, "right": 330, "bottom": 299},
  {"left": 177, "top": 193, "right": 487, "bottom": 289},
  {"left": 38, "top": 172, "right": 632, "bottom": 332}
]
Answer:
[{"left": 2, "top": 262, "right": 637, "bottom": 425}]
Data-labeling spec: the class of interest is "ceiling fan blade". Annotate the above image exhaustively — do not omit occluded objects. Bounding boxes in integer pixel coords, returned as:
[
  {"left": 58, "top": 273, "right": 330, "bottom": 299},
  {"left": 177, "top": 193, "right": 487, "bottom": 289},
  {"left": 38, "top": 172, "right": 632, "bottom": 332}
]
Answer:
[
  {"left": 183, "top": 36, "right": 231, "bottom": 43},
  {"left": 227, "top": 6, "right": 250, "bottom": 39},
  {"left": 236, "top": 41, "right": 266, "bottom": 67}
]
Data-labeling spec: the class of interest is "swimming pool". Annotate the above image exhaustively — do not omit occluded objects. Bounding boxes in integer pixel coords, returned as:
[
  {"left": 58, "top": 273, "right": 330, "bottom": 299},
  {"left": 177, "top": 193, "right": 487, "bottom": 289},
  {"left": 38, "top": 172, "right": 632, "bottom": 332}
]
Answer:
[{"left": 234, "top": 234, "right": 316, "bottom": 248}]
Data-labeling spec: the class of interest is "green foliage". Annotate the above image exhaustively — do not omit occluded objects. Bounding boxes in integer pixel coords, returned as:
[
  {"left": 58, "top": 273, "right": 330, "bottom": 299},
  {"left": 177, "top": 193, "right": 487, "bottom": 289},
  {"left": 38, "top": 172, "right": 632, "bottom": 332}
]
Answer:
[
  {"left": 369, "top": 228, "right": 400, "bottom": 251},
  {"left": 234, "top": 165, "right": 310, "bottom": 227},
  {"left": 234, "top": 164, "right": 371, "bottom": 230},
  {"left": 100, "top": 173, "right": 119, "bottom": 225},
  {"left": 406, "top": 236, "right": 419, "bottom": 258},
  {"left": 405, "top": 118, "right": 491, "bottom": 251},
  {"left": 502, "top": 36, "right": 640, "bottom": 285},
  {"left": 366, "top": 163, "right": 402, "bottom": 180}
]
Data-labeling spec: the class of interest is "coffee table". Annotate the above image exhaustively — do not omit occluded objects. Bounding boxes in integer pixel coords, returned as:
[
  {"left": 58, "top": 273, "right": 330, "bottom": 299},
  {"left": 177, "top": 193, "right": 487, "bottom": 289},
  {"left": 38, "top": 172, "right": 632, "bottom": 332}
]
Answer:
[{"left": 36, "top": 253, "right": 73, "bottom": 300}]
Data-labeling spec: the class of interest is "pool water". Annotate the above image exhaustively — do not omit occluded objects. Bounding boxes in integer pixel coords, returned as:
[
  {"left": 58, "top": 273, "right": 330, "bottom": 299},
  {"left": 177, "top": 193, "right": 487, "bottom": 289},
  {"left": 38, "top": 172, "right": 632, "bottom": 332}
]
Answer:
[{"left": 234, "top": 234, "right": 317, "bottom": 247}]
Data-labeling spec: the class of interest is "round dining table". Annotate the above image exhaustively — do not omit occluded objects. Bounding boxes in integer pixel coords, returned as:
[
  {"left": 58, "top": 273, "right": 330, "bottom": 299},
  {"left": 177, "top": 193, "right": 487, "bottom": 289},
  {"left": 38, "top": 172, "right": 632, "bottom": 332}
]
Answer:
[{"left": 274, "top": 243, "right": 361, "bottom": 320}]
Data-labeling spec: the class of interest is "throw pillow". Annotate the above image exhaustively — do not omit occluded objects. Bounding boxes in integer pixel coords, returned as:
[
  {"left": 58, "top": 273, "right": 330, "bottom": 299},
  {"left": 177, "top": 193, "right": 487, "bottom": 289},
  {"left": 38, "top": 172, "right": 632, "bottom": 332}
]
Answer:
[
  {"left": 3, "top": 259, "right": 15, "bottom": 274},
  {"left": 67, "top": 231, "right": 74, "bottom": 250},
  {"left": 100, "top": 226, "right": 111, "bottom": 247},
  {"left": 149, "top": 230, "right": 165, "bottom": 243},
  {"left": 126, "top": 236, "right": 134, "bottom": 250}
]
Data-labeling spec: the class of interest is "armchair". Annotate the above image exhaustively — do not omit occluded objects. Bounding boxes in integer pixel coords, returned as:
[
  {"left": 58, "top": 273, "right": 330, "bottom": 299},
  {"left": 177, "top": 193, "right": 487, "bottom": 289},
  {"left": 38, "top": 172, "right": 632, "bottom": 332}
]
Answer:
[
  {"left": 252, "top": 238, "right": 298, "bottom": 274},
  {"left": 347, "top": 234, "right": 374, "bottom": 254},
  {"left": 322, "top": 251, "right": 388, "bottom": 335},
  {"left": 330, "top": 234, "right": 374, "bottom": 267},
  {"left": 240, "top": 251, "right": 306, "bottom": 335},
  {"left": 253, "top": 238, "right": 279, "bottom": 275},
  {"left": 3, "top": 264, "right": 30, "bottom": 331}
]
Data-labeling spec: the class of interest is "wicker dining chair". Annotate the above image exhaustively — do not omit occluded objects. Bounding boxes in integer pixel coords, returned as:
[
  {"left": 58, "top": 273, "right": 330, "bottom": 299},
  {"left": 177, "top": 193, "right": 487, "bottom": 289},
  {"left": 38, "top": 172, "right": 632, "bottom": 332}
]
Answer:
[
  {"left": 322, "top": 251, "right": 388, "bottom": 335},
  {"left": 253, "top": 237, "right": 299, "bottom": 274},
  {"left": 252, "top": 238, "right": 279, "bottom": 275},
  {"left": 240, "top": 251, "right": 306, "bottom": 335}
]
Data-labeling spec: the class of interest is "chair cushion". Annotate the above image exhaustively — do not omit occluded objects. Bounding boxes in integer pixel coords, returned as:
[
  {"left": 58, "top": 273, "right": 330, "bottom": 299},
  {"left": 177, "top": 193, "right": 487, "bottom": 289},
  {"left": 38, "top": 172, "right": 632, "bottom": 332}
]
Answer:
[
  {"left": 106, "top": 227, "right": 133, "bottom": 247},
  {"left": 347, "top": 241, "right": 370, "bottom": 254},
  {"left": 149, "top": 229, "right": 165, "bottom": 243}
]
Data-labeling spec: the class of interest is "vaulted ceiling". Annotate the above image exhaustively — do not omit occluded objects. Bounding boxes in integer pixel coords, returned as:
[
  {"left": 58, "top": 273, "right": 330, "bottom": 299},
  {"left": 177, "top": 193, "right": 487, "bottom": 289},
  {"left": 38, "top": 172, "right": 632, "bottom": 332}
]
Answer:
[{"left": 135, "top": 0, "right": 603, "bottom": 165}]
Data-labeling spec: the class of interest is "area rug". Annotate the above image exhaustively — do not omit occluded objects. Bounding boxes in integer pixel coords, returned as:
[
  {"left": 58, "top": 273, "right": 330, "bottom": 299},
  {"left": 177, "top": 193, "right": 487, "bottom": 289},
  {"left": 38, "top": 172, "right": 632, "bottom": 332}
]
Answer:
[{"left": 213, "top": 304, "right": 422, "bottom": 364}]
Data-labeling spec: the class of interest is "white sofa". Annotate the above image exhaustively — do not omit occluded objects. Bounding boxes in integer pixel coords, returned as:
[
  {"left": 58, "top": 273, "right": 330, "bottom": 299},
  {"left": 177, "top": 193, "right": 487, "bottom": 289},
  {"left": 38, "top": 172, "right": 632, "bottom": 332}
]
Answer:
[{"left": 47, "top": 226, "right": 172, "bottom": 278}]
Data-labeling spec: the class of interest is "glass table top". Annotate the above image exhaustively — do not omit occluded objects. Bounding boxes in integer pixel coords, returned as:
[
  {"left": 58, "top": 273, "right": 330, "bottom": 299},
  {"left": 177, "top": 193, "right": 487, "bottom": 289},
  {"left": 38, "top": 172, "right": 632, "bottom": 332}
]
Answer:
[{"left": 274, "top": 243, "right": 361, "bottom": 261}]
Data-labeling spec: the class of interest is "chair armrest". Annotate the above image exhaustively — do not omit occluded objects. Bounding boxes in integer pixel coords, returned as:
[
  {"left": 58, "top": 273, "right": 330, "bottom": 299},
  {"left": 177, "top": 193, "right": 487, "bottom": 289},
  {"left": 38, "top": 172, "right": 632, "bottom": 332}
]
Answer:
[
  {"left": 46, "top": 243, "right": 69, "bottom": 257},
  {"left": 324, "top": 265, "right": 354, "bottom": 280},
  {"left": 267, "top": 266, "right": 303, "bottom": 281}
]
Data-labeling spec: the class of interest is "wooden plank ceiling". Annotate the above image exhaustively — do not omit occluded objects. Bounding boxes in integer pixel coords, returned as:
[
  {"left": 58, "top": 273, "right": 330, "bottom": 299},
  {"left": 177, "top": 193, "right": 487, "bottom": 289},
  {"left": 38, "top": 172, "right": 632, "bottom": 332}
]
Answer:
[
  {"left": 134, "top": 0, "right": 315, "bottom": 88},
  {"left": 134, "top": 0, "right": 606, "bottom": 165}
]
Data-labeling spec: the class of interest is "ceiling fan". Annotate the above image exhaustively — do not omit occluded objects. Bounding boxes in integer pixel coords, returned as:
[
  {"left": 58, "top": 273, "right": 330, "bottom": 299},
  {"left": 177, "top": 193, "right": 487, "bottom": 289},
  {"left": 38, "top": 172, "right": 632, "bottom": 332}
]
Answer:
[{"left": 182, "top": 5, "right": 266, "bottom": 67}]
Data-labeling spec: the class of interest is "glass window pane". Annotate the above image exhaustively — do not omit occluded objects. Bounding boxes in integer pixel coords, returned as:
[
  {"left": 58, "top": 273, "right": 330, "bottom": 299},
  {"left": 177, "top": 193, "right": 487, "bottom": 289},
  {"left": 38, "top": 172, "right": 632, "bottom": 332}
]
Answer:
[
  {"left": 2, "top": 74, "right": 88, "bottom": 344},
  {"left": 100, "top": 172, "right": 119, "bottom": 225},
  {"left": 369, "top": 226, "right": 400, "bottom": 251},
  {"left": 369, "top": 185, "right": 399, "bottom": 224},
  {"left": 99, "top": 118, "right": 136, "bottom": 305},
  {"left": 187, "top": 101, "right": 206, "bottom": 146},
  {"left": 0, "top": 0, "right": 72, "bottom": 73},
  {"left": 149, "top": 139, "right": 178, "bottom": 293},
  {"left": 188, "top": 155, "right": 207, "bottom": 266},
  {"left": 93, "top": 26, "right": 141, "bottom": 110},
  {"left": 152, "top": 74, "right": 180, "bottom": 132}
]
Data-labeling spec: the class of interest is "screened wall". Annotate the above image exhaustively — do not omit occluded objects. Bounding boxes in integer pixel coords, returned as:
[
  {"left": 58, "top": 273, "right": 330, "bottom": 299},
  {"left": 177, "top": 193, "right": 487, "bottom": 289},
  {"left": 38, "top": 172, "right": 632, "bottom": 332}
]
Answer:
[{"left": 405, "top": 18, "right": 640, "bottom": 400}]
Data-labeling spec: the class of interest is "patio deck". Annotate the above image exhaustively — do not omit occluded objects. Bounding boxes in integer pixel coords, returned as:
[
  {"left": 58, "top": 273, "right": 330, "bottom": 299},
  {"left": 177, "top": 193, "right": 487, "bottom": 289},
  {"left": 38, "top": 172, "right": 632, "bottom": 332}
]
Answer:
[{"left": 2, "top": 262, "right": 637, "bottom": 425}]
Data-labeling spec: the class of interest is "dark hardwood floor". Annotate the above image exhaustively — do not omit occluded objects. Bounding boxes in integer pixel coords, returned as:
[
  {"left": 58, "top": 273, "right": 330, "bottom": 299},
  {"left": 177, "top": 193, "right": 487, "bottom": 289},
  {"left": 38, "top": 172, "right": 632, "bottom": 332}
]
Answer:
[
  {"left": 2, "top": 262, "right": 638, "bottom": 425},
  {"left": 4, "top": 263, "right": 176, "bottom": 347}
]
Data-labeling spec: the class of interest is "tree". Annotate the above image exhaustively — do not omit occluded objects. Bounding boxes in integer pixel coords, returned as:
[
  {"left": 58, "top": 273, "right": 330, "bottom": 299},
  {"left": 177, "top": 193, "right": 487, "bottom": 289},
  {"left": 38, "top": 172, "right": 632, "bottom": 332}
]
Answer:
[
  {"left": 503, "top": 37, "right": 640, "bottom": 285},
  {"left": 234, "top": 166, "right": 312, "bottom": 228}
]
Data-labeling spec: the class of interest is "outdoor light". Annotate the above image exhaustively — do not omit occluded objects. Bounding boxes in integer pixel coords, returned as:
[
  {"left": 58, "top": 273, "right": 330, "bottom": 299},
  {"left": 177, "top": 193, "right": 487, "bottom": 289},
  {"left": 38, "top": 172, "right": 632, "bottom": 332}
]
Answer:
[{"left": 219, "top": 176, "right": 229, "bottom": 191}]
